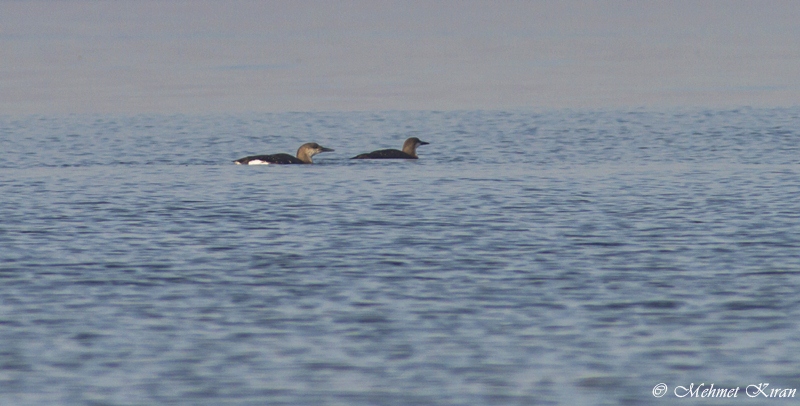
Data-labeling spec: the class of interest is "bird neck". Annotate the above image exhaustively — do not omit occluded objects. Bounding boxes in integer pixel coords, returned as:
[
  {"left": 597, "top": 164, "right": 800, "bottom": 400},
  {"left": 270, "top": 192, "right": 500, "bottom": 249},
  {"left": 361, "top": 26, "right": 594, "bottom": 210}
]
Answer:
[
  {"left": 401, "top": 143, "right": 417, "bottom": 157},
  {"left": 296, "top": 148, "right": 314, "bottom": 163}
]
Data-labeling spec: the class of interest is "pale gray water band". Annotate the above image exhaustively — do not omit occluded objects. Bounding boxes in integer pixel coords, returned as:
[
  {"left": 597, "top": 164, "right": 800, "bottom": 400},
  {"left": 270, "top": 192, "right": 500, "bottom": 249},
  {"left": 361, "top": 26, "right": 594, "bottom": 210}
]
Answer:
[
  {"left": 3, "top": 2, "right": 800, "bottom": 114},
  {"left": 1, "top": 108, "right": 799, "bottom": 405}
]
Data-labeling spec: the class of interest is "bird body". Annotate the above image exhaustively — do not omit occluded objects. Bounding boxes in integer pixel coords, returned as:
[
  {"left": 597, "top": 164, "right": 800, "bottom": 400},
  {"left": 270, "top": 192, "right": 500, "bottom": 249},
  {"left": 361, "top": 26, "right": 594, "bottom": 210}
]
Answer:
[
  {"left": 234, "top": 143, "right": 333, "bottom": 165},
  {"left": 351, "top": 137, "right": 429, "bottom": 159}
]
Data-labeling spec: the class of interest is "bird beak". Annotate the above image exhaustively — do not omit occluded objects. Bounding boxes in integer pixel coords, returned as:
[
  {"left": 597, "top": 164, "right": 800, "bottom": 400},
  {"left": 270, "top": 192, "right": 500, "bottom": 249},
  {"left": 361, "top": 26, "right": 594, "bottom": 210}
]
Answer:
[
  {"left": 320, "top": 146, "right": 334, "bottom": 152},
  {"left": 419, "top": 141, "right": 430, "bottom": 145}
]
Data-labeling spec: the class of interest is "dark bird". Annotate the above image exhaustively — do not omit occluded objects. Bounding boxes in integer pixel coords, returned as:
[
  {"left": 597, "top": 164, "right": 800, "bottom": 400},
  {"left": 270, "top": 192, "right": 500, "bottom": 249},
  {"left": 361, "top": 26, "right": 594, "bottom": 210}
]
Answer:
[
  {"left": 351, "top": 137, "right": 429, "bottom": 159},
  {"left": 234, "top": 143, "right": 334, "bottom": 165}
]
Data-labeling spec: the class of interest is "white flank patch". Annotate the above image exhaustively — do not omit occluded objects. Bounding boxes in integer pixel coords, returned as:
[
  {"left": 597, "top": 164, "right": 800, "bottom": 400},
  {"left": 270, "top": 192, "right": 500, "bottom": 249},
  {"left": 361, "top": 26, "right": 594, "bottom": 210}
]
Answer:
[{"left": 248, "top": 160, "right": 270, "bottom": 165}]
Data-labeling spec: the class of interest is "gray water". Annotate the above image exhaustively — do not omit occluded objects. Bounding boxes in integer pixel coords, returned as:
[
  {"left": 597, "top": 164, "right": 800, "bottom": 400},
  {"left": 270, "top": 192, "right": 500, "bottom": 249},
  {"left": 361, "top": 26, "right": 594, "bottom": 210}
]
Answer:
[{"left": 1, "top": 108, "right": 800, "bottom": 405}]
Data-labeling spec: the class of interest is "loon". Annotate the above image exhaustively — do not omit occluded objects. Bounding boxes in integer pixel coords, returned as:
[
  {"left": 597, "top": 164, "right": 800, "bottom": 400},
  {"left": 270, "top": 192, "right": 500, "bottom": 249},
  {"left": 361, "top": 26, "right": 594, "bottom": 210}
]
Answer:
[
  {"left": 351, "top": 137, "right": 429, "bottom": 159},
  {"left": 234, "top": 143, "right": 334, "bottom": 165}
]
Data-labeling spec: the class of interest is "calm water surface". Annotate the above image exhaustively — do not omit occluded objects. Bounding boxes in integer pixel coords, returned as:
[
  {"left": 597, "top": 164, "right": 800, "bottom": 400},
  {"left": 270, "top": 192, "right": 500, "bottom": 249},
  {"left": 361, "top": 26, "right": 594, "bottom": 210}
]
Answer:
[{"left": 1, "top": 109, "right": 800, "bottom": 405}]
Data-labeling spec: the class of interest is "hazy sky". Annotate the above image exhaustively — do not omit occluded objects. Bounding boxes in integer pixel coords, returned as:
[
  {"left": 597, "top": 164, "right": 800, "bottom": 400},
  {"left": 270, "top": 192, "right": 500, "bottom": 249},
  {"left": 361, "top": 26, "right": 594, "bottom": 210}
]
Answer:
[{"left": 2, "top": 0, "right": 799, "bottom": 114}]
